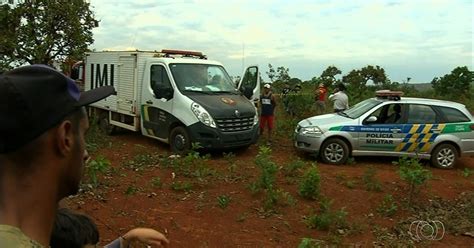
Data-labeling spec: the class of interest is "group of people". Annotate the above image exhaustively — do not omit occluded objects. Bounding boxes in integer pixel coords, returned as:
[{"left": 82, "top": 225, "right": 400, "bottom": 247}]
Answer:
[
  {"left": 258, "top": 82, "right": 349, "bottom": 144},
  {"left": 0, "top": 65, "right": 169, "bottom": 247}
]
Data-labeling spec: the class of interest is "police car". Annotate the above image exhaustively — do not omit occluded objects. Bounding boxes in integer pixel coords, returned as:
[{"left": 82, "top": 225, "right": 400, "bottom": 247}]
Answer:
[{"left": 294, "top": 90, "right": 474, "bottom": 169}]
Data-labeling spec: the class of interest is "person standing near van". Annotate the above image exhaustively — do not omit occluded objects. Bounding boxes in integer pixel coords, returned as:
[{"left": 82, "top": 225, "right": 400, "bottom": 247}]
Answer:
[
  {"left": 328, "top": 83, "right": 349, "bottom": 112},
  {"left": 315, "top": 83, "right": 328, "bottom": 114},
  {"left": 260, "top": 83, "right": 277, "bottom": 145}
]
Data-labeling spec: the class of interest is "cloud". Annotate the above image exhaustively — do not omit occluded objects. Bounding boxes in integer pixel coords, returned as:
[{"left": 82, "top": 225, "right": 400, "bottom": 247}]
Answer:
[{"left": 89, "top": 0, "right": 472, "bottom": 82}]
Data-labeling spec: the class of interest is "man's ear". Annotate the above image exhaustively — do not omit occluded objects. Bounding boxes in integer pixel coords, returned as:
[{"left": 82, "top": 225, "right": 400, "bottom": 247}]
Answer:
[{"left": 54, "top": 120, "right": 74, "bottom": 157}]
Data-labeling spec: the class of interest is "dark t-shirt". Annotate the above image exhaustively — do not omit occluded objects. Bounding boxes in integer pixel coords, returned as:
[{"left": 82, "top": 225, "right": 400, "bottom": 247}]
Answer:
[{"left": 260, "top": 93, "right": 275, "bottom": 116}]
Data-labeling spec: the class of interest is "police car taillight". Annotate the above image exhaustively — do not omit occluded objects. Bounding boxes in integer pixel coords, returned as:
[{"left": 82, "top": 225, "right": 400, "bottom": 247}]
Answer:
[
  {"left": 375, "top": 90, "right": 404, "bottom": 100},
  {"left": 470, "top": 124, "right": 474, "bottom": 131}
]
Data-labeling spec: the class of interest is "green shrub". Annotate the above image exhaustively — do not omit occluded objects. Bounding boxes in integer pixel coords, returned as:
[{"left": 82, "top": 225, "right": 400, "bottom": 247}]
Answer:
[
  {"left": 396, "top": 157, "right": 432, "bottom": 205},
  {"left": 362, "top": 166, "right": 382, "bottom": 192},
  {"left": 283, "top": 158, "right": 306, "bottom": 177},
  {"left": 217, "top": 195, "right": 231, "bottom": 209},
  {"left": 377, "top": 194, "right": 398, "bottom": 217},
  {"left": 305, "top": 198, "right": 347, "bottom": 231},
  {"left": 170, "top": 181, "right": 193, "bottom": 192},
  {"left": 298, "top": 165, "right": 321, "bottom": 200},
  {"left": 150, "top": 177, "right": 162, "bottom": 188},
  {"left": 86, "top": 155, "right": 110, "bottom": 187}
]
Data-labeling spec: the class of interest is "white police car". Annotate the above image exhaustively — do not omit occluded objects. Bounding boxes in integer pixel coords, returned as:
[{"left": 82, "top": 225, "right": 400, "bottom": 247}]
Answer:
[{"left": 294, "top": 91, "right": 474, "bottom": 169}]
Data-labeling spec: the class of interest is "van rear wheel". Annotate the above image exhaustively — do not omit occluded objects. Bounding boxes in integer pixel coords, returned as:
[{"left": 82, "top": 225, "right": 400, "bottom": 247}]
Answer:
[{"left": 170, "top": 126, "right": 191, "bottom": 154}]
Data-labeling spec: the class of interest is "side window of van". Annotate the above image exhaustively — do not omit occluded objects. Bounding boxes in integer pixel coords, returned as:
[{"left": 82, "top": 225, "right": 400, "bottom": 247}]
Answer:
[{"left": 150, "top": 65, "right": 173, "bottom": 100}]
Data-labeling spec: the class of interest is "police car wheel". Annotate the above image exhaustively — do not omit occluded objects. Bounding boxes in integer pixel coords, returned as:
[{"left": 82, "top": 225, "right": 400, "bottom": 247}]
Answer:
[
  {"left": 320, "top": 138, "right": 349, "bottom": 165},
  {"left": 170, "top": 126, "right": 191, "bottom": 154},
  {"left": 431, "top": 143, "right": 457, "bottom": 169}
]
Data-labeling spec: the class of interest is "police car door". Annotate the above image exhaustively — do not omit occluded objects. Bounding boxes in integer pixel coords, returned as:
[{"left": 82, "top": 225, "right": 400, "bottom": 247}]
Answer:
[
  {"left": 237, "top": 65, "right": 260, "bottom": 103},
  {"left": 359, "top": 104, "right": 405, "bottom": 155}
]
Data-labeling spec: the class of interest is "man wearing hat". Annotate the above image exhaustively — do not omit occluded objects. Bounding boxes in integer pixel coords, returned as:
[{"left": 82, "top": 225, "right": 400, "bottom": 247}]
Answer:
[
  {"left": 314, "top": 83, "right": 328, "bottom": 114},
  {"left": 0, "top": 65, "right": 116, "bottom": 247},
  {"left": 259, "top": 83, "right": 277, "bottom": 145},
  {"left": 328, "top": 83, "right": 349, "bottom": 112}
]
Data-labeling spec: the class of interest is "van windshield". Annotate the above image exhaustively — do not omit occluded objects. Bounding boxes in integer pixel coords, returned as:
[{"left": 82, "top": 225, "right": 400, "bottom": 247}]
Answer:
[{"left": 170, "top": 63, "right": 238, "bottom": 94}]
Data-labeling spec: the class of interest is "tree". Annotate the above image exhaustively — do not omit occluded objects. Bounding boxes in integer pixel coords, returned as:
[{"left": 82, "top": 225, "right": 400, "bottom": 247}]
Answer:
[
  {"left": 320, "top": 65, "right": 341, "bottom": 88},
  {"left": 266, "top": 64, "right": 276, "bottom": 83},
  {"left": 0, "top": 0, "right": 98, "bottom": 70},
  {"left": 342, "top": 65, "right": 388, "bottom": 101},
  {"left": 276, "top": 66, "right": 291, "bottom": 83},
  {"left": 431, "top": 66, "right": 473, "bottom": 99}
]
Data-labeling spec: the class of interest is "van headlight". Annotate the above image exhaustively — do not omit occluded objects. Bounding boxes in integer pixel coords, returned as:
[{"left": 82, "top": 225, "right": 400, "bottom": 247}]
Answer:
[
  {"left": 299, "top": 126, "right": 322, "bottom": 136},
  {"left": 253, "top": 106, "right": 258, "bottom": 126},
  {"left": 191, "top": 102, "right": 216, "bottom": 128}
]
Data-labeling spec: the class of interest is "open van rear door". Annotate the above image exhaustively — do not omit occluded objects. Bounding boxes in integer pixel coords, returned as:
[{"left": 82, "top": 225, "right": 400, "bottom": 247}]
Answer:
[{"left": 237, "top": 65, "right": 260, "bottom": 103}]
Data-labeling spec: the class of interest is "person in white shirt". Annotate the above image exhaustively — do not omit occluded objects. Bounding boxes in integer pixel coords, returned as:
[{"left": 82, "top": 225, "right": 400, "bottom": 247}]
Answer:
[{"left": 328, "top": 84, "right": 349, "bottom": 112}]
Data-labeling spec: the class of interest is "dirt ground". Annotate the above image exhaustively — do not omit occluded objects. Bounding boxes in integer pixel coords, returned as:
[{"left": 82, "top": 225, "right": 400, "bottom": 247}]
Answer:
[{"left": 62, "top": 131, "right": 474, "bottom": 247}]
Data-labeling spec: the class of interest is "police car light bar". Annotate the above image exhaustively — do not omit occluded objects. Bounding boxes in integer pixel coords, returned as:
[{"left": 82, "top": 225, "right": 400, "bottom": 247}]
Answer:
[
  {"left": 375, "top": 90, "right": 404, "bottom": 100},
  {"left": 161, "top": 49, "right": 207, "bottom": 59}
]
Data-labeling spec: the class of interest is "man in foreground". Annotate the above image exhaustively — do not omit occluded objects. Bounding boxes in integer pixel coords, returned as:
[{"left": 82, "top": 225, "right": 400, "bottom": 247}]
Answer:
[{"left": 0, "top": 65, "right": 168, "bottom": 247}]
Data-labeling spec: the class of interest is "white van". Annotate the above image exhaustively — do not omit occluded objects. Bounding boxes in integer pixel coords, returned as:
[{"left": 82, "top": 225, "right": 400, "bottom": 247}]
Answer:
[{"left": 76, "top": 50, "right": 260, "bottom": 152}]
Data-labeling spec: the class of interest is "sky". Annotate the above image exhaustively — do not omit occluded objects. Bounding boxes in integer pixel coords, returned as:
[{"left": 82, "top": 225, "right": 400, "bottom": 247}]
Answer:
[{"left": 89, "top": 0, "right": 473, "bottom": 83}]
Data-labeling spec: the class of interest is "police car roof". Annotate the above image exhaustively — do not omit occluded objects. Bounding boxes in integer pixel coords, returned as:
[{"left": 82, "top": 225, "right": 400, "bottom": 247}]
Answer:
[{"left": 374, "top": 96, "right": 467, "bottom": 109}]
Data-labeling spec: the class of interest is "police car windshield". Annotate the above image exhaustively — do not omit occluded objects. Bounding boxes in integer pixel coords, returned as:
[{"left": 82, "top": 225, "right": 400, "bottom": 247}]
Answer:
[
  {"left": 342, "top": 98, "right": 382, "bottom": 119},
  {"left": 170, "top": 63, "right": 237, "bottom": 94}
]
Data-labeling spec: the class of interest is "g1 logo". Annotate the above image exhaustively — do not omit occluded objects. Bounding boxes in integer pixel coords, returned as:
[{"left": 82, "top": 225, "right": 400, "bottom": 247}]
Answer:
[{"left": 409, "top": 220, "right": 445, "bottom": 241}]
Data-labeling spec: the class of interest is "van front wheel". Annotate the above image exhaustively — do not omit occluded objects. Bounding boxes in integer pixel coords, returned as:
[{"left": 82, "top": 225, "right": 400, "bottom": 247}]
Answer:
[{"left": 170, "top": 126, "right": 191, "bottom": 154}]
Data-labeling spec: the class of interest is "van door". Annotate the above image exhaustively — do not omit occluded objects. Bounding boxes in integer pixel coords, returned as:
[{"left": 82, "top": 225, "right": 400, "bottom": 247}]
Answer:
[
  {"left": 141, "top": 64, "right": 174, "bottom": 139},
  {"left": 237, "top": 65, "right": 260, "bottom": 103}
]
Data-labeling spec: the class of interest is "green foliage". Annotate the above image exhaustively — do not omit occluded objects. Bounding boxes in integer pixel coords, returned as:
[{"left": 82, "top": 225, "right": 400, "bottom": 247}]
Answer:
[
  {"left": 432, "top": 66, "right": 472, "bottom": 100},
  {"left": 85, "top": 115, "right": 109, "bottom": 154},
  {"left": 253, "top": 146, "right": 278, "bottom": 191},
  {"left": 124, "top": 186, "right": 139, "bottom": 195},
  {"left": 362, "top": 166, "right": 382, "bottom": 192},
  {"left": 396, "top": 157, "right": 432, "bottom": 205},
  {"left": 163, "top": 144, "right": 215, "bottom": 184},
  {"left": 305, "top": 198, "right": 347, "bottom": 231},
  {"left": 223, "top": 152, "right": 237, "bottom": 174},
  {"left": 170, "top": 181, "right": 193, "bottom": 192},
  {"left": 150, "top": 177, "right": 163, "bottom": 188},
  {"left": 249, "top": 146, "right": 295, "bottom": 211},
  {"left": 297, "top": 238, "right": 321, "bottom": 248},
  {"left": 0, "top": 0, "right": 98, "bottom": 69},
  {"left": 377, "top": 194, "right": 398, "bottom": 217},
  {"left": 266, "top": 64, "right": 276, "bottom": 83},
  {"left": 284, "top": 93, "right": 316, "bottom": 119},
  {"left": 298, "top": 165, "right": 321, "bottom": 200},
  {"left": 341, "top": 65, "right": 389, "bottom": 103},
  {"left": 123, "top": 153, "right": 159, "bottom": 171},
  {"left": 217, "top": 195, "right": 231, "bottom": 209},
  {"left": 86, "top": 156, "right": 110, "bottom": 187},
  {"left": 461, "top": 168, "right": 473, "bottom": 178},
  {"left": 320, "top": 65, "right": 342, "bottom": 88},
  {"left": 283, "top": 157, "right": 306, "bottom": 177}
]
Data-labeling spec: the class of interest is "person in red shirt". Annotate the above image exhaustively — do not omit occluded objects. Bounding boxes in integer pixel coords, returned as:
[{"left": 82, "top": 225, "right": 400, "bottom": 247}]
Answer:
[{"left": 315, "top": 83, "right": 328, "bottom": 114}]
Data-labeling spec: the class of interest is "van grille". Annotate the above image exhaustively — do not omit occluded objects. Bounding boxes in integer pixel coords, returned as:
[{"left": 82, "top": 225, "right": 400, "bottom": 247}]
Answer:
[{"left": 215, "top": 116, "right": 254, "bottom": 132}]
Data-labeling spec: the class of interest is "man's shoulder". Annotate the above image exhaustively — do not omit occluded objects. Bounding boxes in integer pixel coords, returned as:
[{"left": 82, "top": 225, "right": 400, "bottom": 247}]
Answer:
[{"left": 0, "top": 225, "right": 43, "bottom": 248}]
